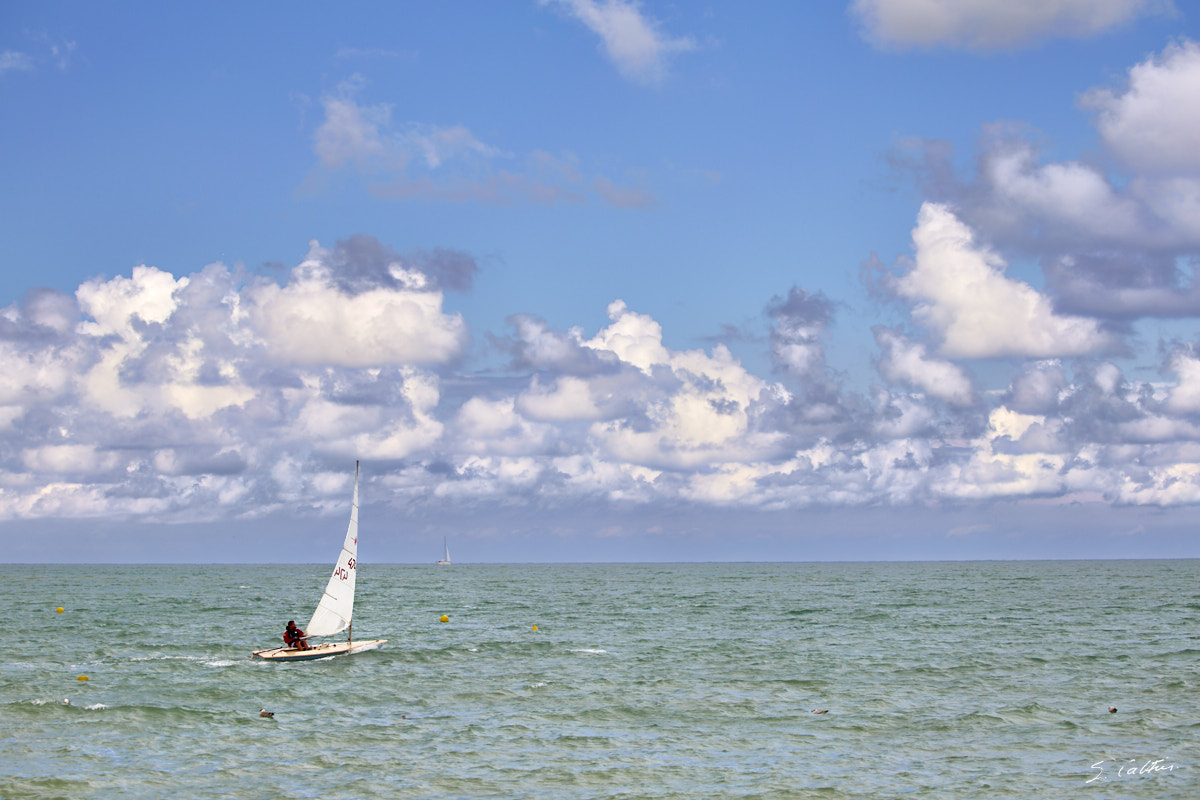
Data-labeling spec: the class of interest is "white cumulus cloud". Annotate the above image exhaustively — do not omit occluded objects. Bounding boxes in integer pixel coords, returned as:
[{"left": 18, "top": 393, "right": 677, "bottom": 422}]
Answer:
[
  {"left": 874, "top": 327, "right": 976, "bottom": 406},
  {"left": 251, "top": 240, "right": 468, "bottom": 367},
  {"left": 1083, "top": 39, "right": 1200, "bottom": 176},
  {"left": 1164, "top": 351, "right": 1200, "bottom": 414},
  {"left": 895, "top": 203, "right": 1117, "bottom": 358}
]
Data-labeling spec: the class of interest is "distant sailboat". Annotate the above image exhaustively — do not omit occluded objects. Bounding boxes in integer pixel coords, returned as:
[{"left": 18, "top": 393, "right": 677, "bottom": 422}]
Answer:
[
  {"left": 252, "top": 461, "right": 387, "bottom": 661},
  {"left": 436, "top": 538, "right": 451, "bottom": 565}
]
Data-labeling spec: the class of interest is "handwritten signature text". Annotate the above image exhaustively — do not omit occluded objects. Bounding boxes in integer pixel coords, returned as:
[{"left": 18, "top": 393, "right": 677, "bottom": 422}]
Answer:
[{"left": 1087, "top": 758, "right": 1179, "bottom": 784}]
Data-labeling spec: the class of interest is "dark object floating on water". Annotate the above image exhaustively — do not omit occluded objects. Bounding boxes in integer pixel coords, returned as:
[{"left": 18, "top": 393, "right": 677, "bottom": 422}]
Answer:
[
  {"left": 812, "top": 709, "right": 829, "bottom": 714},
  {"left": 259, "top": 708, "right": 275, "bottom": 718},
  {"left": 1108, "top": 706, "right": 1117, "bottom": 713}
]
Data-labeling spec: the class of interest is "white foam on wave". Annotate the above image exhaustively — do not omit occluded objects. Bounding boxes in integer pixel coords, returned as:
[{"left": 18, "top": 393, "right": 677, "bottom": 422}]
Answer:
[
  {"left": 84, "top": 703, "right": 108, "bottom": 710},
  {"left": 528, "top": 681, "right": 548, "bottom": 689},
  {"left": 572, "top": 648, "right": 608, "bottom": 655},
  {"left": 132, "top": 654, "right": 235, "bottom": 665}
]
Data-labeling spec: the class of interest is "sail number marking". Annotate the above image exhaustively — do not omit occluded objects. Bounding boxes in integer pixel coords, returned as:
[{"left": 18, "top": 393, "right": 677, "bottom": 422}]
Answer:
[{"left": 332, "top": 559, "right": 356, "bottom": 581}]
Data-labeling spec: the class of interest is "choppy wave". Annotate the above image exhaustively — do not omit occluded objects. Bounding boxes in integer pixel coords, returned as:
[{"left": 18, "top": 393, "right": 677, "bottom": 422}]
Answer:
[
  {"left": 2, "top": 560, "right": 1197, "bottom": 799},
  {"left": 20, "top": 699, "right": 108, "bottom": 712},
  {"left": 0, "top": 776, "right": 96, "bottom": 800}
]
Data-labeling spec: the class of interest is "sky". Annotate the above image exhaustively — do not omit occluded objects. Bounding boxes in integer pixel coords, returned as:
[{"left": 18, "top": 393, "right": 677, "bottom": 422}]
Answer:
[{"left": 2, "top": 0, "right": 1200, "bottom": 563}]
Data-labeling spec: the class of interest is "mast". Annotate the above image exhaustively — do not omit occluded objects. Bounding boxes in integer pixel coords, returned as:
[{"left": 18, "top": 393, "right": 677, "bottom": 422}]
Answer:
[
  {"left": 349, "top": 460, "right": 357, "bottom": 648},
  {"left": 305, "top": 459, "right": 360, "bottom": 638}
]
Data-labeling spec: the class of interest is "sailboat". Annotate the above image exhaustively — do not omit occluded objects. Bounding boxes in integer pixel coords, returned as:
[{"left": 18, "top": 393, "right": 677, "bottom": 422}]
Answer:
[
  {"left": 252, "top": 461, "right": 387, "bottom": 661},
  {"left": 436, "top": 537, "right": 451, "bottom": 566}
]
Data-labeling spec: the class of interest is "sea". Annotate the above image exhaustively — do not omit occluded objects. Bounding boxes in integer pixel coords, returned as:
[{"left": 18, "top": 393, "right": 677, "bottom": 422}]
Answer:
[{"left": 1, "top": 560, "right": 1197, "bottom": 799}]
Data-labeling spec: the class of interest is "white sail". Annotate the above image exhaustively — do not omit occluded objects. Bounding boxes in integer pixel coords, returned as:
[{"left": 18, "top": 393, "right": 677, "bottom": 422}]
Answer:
[
  {"left": 305, "top": 461, "right": 359, "bottom": 637},
  {"left": 437, "top": 537, "right": 451, "bottom": 565}
]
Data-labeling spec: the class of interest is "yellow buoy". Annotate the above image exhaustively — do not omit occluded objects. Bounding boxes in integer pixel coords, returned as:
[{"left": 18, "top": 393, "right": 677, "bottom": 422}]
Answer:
[
  {"left": 56, "top": 607, "right": 64, "bottom": 613},
  {"left": 77, "top": 675, "right": 88, "bottom": 681},
  {"left": 439, "top": 615, "right": 449, "bottom": 623},
  {"left": 532, "top": 625, "right": 538, "bottom": 632}
]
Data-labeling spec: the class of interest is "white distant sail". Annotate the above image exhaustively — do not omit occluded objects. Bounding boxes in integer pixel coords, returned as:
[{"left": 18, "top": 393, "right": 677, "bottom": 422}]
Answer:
[
  {"left": 306, "top": 462, "right": 360, "bottom": 637},
  {"left": 436, "top": 537, "right": 451, "bottom": 565}
]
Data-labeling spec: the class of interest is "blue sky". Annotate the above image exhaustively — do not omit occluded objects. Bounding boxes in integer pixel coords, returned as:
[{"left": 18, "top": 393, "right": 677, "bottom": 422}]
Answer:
[{"left": 3, "top": 1, "right": 1200, "bottom": 563}]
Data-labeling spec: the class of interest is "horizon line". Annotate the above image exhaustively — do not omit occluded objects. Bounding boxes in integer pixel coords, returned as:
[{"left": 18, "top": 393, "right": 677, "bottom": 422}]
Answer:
[{"left": 4, "top": 556, "right": 1197, "bottom": 566}]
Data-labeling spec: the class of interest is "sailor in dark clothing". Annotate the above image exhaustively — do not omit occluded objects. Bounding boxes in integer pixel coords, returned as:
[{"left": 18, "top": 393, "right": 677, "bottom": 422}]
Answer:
[{"left": 284, "top": 620, "right": 309, "bottom": 650}]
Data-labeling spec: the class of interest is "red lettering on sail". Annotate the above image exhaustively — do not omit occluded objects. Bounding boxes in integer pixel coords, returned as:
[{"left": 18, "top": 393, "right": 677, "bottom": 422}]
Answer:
[{"left": 347, "top": 558, "right": 356, "bottom": 570}]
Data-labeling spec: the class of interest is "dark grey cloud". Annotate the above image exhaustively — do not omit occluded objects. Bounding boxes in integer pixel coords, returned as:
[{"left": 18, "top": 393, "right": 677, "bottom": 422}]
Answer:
[
  {"left": 749, "top": 382, "right": 859, "bottom": 449},
  {"left": 766, "top": 286, "right": 834, "bottom": 328},
  {"left": 317, "top": 367, "right": 417, "bottom": 408},
  {"left": 1005, "top": 361, "right": 1070, "bottom": 414},
  {"left": 0, "top": 288, "right": 79, "bottom": 341},
  {"left": 700, "top": 322, "right": 760, "bottom": 346},
  {"left": 764, "top": 287, "right": 845, "bottom": 404},
  {"left": 1007, "top": 360, "right": 1176, "bottom": 450},
  {"left": 328, "top": 234, "right": 478, "bottom": 294},
  {"left": 493, "top": 313, "right": 620, "bottom": 375},
  {"left": 410, "top": 247, "right": 478, "bottom": 293},
  {"left": 1044, "top": 252, "right": 1200, "bottom": 318},
  {"left": 156, "top": 447, "right": 248, "bottom": 477}
]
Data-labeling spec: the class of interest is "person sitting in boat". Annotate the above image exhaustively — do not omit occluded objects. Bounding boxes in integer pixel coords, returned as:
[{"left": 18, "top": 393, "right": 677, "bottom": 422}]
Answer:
[{"left": 283, "top": 620, "right": 309, "bottom": 650}]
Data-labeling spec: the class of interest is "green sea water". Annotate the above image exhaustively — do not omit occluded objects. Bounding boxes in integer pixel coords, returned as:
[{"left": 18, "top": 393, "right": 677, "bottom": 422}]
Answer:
[{"left": 1, "top": 560, "right": 1197, "bottom": 799}]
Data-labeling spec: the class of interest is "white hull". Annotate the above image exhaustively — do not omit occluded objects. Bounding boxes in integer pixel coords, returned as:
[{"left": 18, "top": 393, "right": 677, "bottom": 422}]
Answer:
[{"left": 252, "top": 638, "right": 387, "bottom": 661}]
